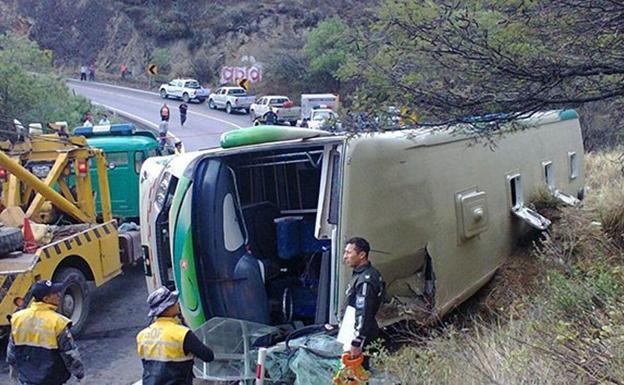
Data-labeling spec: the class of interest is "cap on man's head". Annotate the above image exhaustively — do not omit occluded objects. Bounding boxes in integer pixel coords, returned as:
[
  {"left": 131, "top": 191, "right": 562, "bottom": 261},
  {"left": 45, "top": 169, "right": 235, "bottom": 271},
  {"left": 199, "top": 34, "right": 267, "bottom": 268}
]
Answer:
[
  {"left": 32, "top": 280, "right": 63, "bottom": 301},
  {"left": 147, "top": 286, "right": 179, "bottom": 318}
]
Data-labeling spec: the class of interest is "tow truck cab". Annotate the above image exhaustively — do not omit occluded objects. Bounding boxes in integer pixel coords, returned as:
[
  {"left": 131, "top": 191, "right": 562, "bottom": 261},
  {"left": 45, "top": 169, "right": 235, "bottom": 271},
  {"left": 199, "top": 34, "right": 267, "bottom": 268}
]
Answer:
[{"left": 73, "top": 123, "right": 161, "bottom": 221}]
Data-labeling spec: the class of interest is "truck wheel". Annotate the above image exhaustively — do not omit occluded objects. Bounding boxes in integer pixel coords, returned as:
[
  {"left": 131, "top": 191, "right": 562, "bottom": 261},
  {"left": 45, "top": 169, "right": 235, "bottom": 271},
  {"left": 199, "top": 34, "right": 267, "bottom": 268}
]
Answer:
[
  {"left": 0, "top": 227, "right": 24, "bottom": 256},
  {"left": 226, "top": 103, "right": 233, "bottom": 114},
  {"left": 208, "top": 99, "right": 216, "bottom": 109},
  {"left": 54, "top": 267, "right": 90, "bottom": 335},
  {"left": 289, "top": 121, "right": 297, "bottom": 127},
  {"left": 182, "top": 93, "right": 190, "bottom": 103},
  {"left": 160, "top": 89, "right": 167, "bottom": 99}
]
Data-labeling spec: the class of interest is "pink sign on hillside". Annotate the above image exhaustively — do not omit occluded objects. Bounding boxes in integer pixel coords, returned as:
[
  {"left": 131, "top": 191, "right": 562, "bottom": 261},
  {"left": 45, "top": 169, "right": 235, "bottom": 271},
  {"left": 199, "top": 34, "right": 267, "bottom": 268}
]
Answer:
[{"left": 220, "top": 66, "right": 262, "bottom": 84}]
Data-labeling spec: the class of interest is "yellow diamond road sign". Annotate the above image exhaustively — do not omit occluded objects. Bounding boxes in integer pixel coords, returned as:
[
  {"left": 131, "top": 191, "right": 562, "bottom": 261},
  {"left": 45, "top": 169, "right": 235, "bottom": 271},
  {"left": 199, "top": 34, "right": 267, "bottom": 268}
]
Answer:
[{"left": 147, "top": 64, "right": 158, "bottom": 76}]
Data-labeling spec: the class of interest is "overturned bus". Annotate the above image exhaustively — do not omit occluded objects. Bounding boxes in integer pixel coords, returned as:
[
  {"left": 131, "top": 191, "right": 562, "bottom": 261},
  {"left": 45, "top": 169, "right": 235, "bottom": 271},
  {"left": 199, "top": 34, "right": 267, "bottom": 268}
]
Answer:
[{"left": 139, "top": 110, "right": 584, "bottom": 376}]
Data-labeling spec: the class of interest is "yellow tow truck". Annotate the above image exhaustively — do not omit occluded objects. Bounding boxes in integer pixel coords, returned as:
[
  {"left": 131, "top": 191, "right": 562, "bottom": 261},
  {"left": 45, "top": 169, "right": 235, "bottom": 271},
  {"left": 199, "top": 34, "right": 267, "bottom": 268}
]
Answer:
[{"left": 0, "top": 124, "right": 140, "bottom": 336}]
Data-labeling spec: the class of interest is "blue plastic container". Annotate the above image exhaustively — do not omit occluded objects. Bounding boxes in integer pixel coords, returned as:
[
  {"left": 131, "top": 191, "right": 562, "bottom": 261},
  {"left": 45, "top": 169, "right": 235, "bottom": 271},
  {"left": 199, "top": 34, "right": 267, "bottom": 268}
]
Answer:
[
  {"left": 300, "top": 216, "right": 330, "bottom": 253},
  {"left": 291, "top": 286, "right": 318, "bottom": 319},
  {"left": 274, "top": 217, "right": 303, "bottom": 260}
]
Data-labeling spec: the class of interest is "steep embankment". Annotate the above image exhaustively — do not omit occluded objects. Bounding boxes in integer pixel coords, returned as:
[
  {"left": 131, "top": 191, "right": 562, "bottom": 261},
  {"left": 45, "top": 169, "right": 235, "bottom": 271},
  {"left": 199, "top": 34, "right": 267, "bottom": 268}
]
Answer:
[{"left": 0, "top": 0, "right": 372, "bottom": 87}]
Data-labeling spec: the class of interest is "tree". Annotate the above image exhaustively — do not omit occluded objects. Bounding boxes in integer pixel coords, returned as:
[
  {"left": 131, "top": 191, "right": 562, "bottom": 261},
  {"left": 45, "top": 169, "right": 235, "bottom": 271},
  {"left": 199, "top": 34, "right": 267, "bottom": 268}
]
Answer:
[
  {"left": 0, "top": 32, "right": 90, "bottom": 137},
  {"left": 341, "top": 0, "right": 624, "bottom": 128},
  {"left": 304, "top": 17, "right": 349, "bottom": 92}
]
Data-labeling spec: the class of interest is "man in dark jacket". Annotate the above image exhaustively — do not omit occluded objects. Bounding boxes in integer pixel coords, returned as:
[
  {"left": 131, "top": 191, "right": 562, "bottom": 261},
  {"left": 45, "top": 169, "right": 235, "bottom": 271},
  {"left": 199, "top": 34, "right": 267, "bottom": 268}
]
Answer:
[
  {"left": 179, "top": 103, "right": 188, "bottom": 127},
  {"left": 7, "top": 280, "right": 85, "bottom": 385},
  {"left": 137, "top": 287, "right": 214, "bottom": 385},
  {"left": 341, "top": 237, "right": 385, "bottom": 366}
]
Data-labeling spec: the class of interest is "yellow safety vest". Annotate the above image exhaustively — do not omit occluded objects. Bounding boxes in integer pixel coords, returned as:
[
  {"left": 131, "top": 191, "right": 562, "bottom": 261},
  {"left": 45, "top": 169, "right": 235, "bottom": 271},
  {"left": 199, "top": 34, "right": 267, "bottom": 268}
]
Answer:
[
  {"left": 137, "top": 317, "right": 193, "bottom": 362},
  {"left": 11, "top": 301, "right": 70, "bottom": 349}
]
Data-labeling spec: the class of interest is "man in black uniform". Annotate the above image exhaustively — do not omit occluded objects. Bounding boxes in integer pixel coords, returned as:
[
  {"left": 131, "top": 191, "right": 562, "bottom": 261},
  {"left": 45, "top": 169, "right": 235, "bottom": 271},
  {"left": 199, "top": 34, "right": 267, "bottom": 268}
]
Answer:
[{"left": 342, "top": 237, "right": 385, "bottom": 365}]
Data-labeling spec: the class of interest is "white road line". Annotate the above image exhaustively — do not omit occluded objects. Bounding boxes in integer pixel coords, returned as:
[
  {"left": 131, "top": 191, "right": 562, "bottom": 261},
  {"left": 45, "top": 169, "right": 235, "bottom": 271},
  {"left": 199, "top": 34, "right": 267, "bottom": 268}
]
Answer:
[
  {"left": 92, "top": 101, "right": 158, "bottom": 129},
  {"left": 68, "top": 79, "right": 244, "bottom": 129},
  {"left": 67, "top": 78, "right": 159, "bottom": 97},
  {"left": 91, "top": 102, "right": 182, "bottom": 148}
]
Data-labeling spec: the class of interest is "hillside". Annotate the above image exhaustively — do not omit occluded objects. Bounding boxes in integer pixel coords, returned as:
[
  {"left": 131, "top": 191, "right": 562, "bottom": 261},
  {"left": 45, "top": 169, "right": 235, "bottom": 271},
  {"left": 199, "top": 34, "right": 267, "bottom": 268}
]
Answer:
[{"left": 0, "top": 0, "right": 373, "bottom": 91}]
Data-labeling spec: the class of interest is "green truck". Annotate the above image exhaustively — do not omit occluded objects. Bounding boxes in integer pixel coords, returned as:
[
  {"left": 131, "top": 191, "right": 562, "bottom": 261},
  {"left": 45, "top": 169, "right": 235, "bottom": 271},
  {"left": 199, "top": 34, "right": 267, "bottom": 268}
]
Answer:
[{"left": 73, "top": 123, "right": 162, "bottom": 221}]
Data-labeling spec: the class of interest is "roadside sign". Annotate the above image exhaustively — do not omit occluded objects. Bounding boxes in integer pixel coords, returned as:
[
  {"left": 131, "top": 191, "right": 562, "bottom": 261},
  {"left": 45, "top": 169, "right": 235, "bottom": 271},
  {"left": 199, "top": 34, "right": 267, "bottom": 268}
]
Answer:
[
  {"left": 147, "top": 64, "right": 158, "bottom": 76},
  {"left": 238, "top": 78, "right": 251, "bottom": 92}
]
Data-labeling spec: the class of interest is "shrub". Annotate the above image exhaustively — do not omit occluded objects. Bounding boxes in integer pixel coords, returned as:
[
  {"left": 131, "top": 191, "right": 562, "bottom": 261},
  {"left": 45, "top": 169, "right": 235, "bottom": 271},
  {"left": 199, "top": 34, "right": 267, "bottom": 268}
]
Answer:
[{"left": 375, "top": 151, "right": 624, "bottom": 385}]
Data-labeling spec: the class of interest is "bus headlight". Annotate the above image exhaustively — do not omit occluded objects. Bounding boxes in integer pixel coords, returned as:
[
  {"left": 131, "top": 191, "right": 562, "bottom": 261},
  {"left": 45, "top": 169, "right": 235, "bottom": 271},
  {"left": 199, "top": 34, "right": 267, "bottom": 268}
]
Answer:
[{"left": 154, "top": 171, "right": 171, "bottom": 211}]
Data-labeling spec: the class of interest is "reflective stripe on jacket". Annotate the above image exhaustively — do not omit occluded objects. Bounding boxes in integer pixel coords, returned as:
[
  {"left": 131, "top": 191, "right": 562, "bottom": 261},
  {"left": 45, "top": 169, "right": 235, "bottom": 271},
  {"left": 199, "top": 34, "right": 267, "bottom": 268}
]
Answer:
[
  {"left": 137, "top": 317, "right": 194, "bottom": 385},
  {"left": 10, "top": 301, "right": 71, "bottom": 384}
]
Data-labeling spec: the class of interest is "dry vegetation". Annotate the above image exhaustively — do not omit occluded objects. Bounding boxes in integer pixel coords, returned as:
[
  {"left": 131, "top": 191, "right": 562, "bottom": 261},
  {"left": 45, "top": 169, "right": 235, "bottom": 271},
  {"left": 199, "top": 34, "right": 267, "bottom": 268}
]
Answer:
[{"left": 374, "top": 151, "right": 624, "bottom": 385}]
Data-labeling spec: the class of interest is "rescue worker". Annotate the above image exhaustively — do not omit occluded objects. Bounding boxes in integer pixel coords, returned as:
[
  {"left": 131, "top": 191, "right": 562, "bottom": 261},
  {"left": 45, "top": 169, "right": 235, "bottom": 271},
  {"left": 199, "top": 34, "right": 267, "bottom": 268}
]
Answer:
[
  {"left": 7, "top": 279, "right": 85, "bottom": 385},
  {"left": 341, "top": 237, "right": 385, "bottom": 367},
  {"left": 137, "top": 286, "right": 214, "bottom": 385}
]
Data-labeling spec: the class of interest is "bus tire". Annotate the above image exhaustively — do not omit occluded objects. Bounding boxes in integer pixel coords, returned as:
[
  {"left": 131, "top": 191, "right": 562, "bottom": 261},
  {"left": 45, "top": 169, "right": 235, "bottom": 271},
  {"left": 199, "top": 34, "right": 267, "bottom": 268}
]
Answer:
[
  {"left": 54, "top": 267, "right": 91, "bottom": 335},
  {"left": 0, "top": 227, "right": 24, "bottom": 256}
]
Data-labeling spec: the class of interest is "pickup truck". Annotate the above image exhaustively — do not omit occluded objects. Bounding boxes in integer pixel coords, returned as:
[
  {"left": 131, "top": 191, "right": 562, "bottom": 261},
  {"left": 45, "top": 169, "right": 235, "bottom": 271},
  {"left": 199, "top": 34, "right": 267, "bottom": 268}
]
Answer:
[
  {"left": 208, "top": 87, "right": 255, "bottom": 114},
  {"left": 250, "top": 96, "right": 302, "bottom": 126},
  {"left": 159, "top": 78, "right": 210, "bottom": 103}
]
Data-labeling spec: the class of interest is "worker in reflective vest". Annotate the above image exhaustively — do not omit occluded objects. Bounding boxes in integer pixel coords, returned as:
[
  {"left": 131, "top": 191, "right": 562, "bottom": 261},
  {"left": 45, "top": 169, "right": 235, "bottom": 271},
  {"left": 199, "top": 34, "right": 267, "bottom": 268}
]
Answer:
[
  {"left": 7, "top": 280, "right": 85, "bottom": 385},
  {"left": 137, "top": 287, "right": 214, "bottom": 385}
]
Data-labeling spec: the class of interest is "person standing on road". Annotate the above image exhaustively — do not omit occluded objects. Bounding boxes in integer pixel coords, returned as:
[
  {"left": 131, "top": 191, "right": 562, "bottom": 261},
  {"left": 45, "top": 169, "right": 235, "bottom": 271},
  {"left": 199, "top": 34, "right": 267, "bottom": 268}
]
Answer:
[
  {"left": 98, "top": 113, "right": 110, "bottom": 125},
  {"left": 120, "top": 63, "right": 128, "bottom": 80},
  {"left": 158, "top": 119, "right": 169, "bottom": 151},
  {"left": 88, "top": 63, "right": 96, "bottom": 81},
  {"left": 137, "top": 287, "right": 214, "bottom": 385},
  {"left": 79, "top": 65, "right": 87, "bottom": 81},
  {"left": 179, "top": 103, "right": 188, "bottom": 128},
  {"left": 341, "top": 237, "right": 385, "bottom": 368},
  {"left": 7, "top": 280, "right": 85, "bottom": 385},
  {"left": 160, "top": 103, "right": 170, "bottom": 122}
]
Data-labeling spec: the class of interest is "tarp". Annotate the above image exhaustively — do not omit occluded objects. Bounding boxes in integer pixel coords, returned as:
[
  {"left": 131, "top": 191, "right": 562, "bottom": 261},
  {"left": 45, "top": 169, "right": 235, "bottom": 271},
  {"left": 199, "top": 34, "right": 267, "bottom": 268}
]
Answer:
[{"left": 266, "top": 334, "right": 343, "bottom": 385}]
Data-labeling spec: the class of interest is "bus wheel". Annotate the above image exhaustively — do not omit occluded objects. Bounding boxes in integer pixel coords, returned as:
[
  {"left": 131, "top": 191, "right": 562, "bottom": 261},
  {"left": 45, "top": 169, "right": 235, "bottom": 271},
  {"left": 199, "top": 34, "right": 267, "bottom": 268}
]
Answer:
[{"left": 55, "top": 267, "right": 91, "bottom": 335}]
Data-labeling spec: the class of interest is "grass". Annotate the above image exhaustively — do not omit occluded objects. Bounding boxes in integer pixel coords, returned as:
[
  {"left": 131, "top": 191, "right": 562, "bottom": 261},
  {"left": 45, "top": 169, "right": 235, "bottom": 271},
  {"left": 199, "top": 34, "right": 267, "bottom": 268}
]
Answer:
[{"left": 374, "top": 150, "right": 624, "bottom": 385}]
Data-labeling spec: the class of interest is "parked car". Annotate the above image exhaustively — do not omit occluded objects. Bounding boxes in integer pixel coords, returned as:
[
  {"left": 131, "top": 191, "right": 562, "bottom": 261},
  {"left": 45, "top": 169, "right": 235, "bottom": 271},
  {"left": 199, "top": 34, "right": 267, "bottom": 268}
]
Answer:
[
  {"left": 306, "top": 108, "right": 341, "bottom": 131},
  {"left": 250, "top": 96, "right": 302, "bottom": 126},
  {"left": 208, "top": 87, "right": 256, "bottom": 114},
  {"left": 300, "top": 93, "right": 339, "bottom": 122},
  {"left": 159, "top": 78, "right": 209, "bottom": 103}
]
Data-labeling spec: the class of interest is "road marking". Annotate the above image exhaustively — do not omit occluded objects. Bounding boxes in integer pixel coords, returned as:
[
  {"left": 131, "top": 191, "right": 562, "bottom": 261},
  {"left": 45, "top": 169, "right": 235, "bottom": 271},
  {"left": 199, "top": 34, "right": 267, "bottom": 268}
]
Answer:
[
  {"left": 67, "top": 78, "right": 159, "bottom": 97},
  {"left": 68, "top": 79, "right": 244, "bottom": 129},
  {"left": 92, "top": 102, "right": 183, "bottom": 149},
  {"left": 91, "top": 101, "right": 158, "bottom": 129}
]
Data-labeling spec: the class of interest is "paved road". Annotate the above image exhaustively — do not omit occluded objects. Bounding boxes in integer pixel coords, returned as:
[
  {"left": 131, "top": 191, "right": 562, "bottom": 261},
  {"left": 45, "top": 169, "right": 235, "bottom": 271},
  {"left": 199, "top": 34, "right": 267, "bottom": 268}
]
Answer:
[
  {"left": 68, "top": 79, "right": 254, "bottom": 151},
  {"left": 0, "top": 81, "right": 252, "bottom": 385},
  {"left": 0, "top": 265, "right": 149, "bottom": 385}
]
